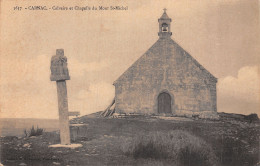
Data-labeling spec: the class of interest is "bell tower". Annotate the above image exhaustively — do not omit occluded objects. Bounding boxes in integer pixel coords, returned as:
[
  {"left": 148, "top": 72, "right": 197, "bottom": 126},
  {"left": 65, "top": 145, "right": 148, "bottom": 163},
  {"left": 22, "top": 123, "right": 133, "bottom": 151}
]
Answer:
[{"left": 158, "top": 8, "right": 172, "bottom": 38}]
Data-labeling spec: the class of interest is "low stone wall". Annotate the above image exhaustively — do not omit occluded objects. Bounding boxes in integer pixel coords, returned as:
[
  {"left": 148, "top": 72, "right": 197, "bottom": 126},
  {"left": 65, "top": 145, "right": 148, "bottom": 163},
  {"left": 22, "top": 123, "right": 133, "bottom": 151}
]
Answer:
[
  {"left": 175, "top": 110, "right": 219, "bottom": 119},
  {"left": 111, "top": 111, "right": 219, "bottom": 120}
]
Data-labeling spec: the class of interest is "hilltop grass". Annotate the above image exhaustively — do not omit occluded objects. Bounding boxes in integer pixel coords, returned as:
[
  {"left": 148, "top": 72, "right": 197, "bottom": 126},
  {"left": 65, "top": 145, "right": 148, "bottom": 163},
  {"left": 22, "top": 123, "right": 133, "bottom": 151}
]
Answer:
[
  {"left": 121, "top": 130, "right": 218, "bottom": 166},
  {"left": 1, "top": 114, "right": 259, "bottom": 166}
]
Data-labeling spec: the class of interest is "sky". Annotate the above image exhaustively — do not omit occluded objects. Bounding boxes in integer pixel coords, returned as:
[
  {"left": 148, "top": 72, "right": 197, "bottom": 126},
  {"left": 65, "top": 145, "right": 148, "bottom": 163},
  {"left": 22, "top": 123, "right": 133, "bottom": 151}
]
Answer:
[{"left": 1, "top": 0, "right": 259, "bottom": 119}]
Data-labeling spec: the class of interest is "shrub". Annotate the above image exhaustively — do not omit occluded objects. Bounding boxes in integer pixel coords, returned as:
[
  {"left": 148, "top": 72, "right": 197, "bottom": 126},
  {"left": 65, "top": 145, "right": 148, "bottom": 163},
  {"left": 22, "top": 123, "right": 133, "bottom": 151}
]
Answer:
[
  {"left": 245, "top": 113, "right": 259, "bottom": 123},
  {"left": 24, "top": 125, "right": 44, "bottom": 137},
  {"left": 121, "top": 130, "right": 218, "bottom": 166}
]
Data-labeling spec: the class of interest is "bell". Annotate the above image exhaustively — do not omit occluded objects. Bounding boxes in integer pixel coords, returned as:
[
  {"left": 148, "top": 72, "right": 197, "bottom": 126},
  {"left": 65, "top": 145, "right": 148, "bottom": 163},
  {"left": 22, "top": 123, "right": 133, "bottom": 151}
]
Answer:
[{"left": 162, "top": 27, "right": 167, "bottom": 32}]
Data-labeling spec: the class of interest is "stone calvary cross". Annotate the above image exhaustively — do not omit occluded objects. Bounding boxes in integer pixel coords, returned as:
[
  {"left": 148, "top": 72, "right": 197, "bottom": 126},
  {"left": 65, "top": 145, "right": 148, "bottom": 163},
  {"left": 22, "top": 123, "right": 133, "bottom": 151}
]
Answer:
[{"left": 50, "top": 49, "right": 71, "bottom": 145}]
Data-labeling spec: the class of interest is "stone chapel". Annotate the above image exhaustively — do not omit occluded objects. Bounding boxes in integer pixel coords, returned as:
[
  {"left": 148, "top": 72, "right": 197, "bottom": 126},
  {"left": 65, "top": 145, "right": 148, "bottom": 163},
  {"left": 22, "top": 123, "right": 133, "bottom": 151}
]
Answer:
[{"left": 113, "top": 10, "right": 217, "bottom": 116}]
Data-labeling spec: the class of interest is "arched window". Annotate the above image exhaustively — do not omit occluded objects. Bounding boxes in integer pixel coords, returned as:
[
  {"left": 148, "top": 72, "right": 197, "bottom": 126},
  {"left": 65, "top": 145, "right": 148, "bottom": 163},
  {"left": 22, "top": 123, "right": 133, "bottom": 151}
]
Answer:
[{"left": 162, "top": 23, "right": 168, "bottom": 32}]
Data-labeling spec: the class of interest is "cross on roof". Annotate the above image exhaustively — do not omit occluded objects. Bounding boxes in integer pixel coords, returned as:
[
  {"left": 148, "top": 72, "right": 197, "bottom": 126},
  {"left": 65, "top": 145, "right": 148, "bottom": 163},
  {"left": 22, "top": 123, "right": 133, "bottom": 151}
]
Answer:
[{"left": 163, "top": 8, "right": 167, "bottom": 13}]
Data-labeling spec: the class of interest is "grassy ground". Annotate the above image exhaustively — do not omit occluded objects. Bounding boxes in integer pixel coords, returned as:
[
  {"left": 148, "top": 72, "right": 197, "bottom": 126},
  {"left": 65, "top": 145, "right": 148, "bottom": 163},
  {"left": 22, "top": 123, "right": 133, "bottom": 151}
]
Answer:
[{"left": 1, "top": 113, "right": 259, "bottom": 166}]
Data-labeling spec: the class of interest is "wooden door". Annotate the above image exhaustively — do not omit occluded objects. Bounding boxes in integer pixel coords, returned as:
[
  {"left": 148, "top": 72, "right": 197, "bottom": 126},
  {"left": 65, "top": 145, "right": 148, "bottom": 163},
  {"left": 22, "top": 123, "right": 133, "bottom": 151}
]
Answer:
[{"left": 158, "top": 92, "right": 172, "bottom": 114}]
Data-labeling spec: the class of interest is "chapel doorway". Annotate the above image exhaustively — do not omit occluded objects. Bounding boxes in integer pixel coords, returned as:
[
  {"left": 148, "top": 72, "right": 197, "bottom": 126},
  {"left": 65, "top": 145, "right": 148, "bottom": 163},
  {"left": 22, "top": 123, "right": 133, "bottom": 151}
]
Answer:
[{"left": 158, "top": 92, "right": 172, "bottom": 114}]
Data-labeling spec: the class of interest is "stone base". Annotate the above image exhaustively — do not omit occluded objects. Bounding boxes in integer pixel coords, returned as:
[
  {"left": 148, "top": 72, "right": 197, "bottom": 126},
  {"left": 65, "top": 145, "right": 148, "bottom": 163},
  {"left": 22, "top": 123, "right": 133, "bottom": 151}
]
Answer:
[{"left": 48, "top": 144, "right": 82, "bottom": 149}]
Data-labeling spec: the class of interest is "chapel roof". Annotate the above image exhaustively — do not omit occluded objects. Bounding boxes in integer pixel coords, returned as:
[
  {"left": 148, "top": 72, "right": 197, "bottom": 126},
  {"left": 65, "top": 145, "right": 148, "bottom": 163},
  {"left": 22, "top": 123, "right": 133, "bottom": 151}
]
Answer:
[{"left": 113, "top": 37, "right": 217, "bottom": 85}]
